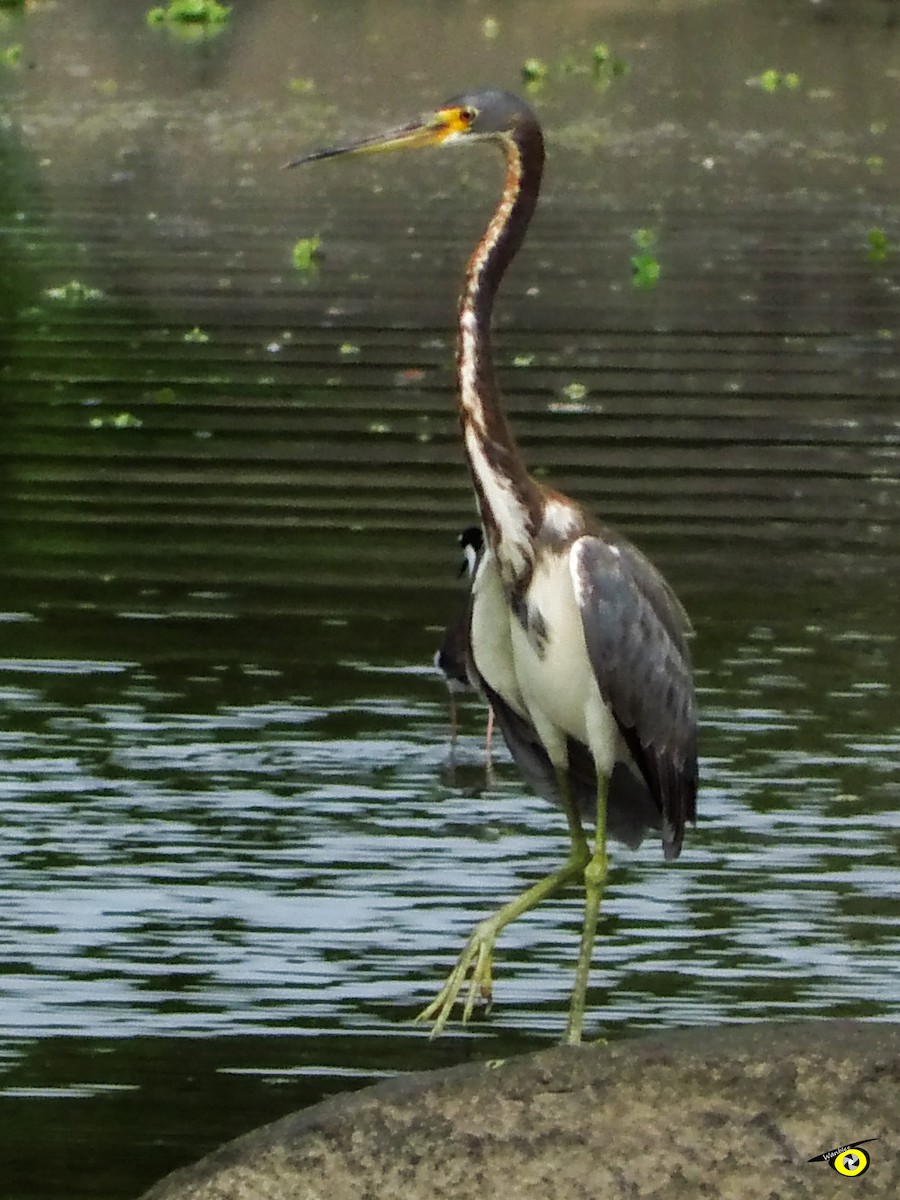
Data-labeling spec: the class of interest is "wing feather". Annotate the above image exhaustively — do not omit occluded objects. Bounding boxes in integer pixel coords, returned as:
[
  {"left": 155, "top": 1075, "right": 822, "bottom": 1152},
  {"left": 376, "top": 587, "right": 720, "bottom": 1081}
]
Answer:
[{"left": 570, "top": 535, "right": 698, "bottom": 857}]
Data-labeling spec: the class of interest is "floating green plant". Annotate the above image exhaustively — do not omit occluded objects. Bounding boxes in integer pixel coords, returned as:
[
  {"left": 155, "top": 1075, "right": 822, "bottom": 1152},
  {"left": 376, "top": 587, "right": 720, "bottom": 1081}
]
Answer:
[
  {"left": 519, "top": 45, "right": 628, "bottom": 93},
  {"left": 591, "top": 43, "right": 630, "bottom": 88},
  {"left": 89, "top": 412, "right": 143, "bottom": 430},
  {"left": 754, "top": 68, "right": 801, "bottom": 93},
  {"left": 146, "top": 0, "right": 230, "bottom": 25},
  {"left": 562, "top": 381, "right": 587, "bottom": 402},
  {"left": 146, "top": 0, "right": 229, "bottom": 40},
  {"left": 183, "top": 325, "right": 209, "bottom": 343},
  {"left": 521, "top": 58, "right": 548, "bottom": 87},
  {"left": 291, "top": 235, "right": 321, "bottom": 271},
  {"left": 44, "top": 280, "right": 105, "bottom": 303},
  {"left": 630, "top": 228, "right": 661, "bottom": 290},
  {"left": 1, "top": 43, "right": 21, "bottom": 67},
  {"left": 866, "top": 227, "right": 895, "bottom": 264}
]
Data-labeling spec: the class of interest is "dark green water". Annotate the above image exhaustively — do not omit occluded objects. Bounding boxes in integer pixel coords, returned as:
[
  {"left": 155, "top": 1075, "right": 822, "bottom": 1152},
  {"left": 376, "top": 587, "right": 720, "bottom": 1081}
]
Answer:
[{"left": 0, "top": 1, "right": 898, "bottom": 1197}]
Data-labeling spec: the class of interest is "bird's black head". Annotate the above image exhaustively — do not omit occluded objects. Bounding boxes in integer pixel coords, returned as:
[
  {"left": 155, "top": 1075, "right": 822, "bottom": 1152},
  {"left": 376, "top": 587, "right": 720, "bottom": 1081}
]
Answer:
[
  {"left": 459, "top": 525, "right": 484, "bottom": 553},
  {"left": 457, "top": 525, "right": 484, "bottom": 579}
]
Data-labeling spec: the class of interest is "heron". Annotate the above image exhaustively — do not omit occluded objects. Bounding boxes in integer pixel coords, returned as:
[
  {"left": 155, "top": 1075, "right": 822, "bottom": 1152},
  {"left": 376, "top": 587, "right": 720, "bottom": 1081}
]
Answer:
[
  {"left": 288, "top": 90, "right": 698, "bottom": 1044},
  {"left": 434, "top": 526, "right": 495, "bottom": 759}
]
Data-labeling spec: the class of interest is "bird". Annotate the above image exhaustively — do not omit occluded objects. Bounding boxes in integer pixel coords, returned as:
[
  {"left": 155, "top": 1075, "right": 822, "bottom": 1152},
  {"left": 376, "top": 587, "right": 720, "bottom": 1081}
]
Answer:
[
  {"left": 434, "top": 526, "right": 495, "bottom": 758},
  {"left": 287, "top": 90, "right": 698, "bottom": 1044}
]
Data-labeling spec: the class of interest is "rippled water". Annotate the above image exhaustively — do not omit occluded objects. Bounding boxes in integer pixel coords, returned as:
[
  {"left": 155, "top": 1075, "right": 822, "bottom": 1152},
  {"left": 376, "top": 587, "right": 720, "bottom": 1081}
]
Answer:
[
  {"left": 1, "top": 1, "right": 899, "bottom": 1197},
  {"left": 3, "top": 612, "right": 895, "bottom": 1047}
]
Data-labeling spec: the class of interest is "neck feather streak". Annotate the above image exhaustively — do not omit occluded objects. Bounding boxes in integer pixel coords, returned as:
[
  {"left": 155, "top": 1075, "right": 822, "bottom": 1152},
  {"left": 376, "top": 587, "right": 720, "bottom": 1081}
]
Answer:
[{"left": 457, "top": 126, "right": 545, "bottom": 579}]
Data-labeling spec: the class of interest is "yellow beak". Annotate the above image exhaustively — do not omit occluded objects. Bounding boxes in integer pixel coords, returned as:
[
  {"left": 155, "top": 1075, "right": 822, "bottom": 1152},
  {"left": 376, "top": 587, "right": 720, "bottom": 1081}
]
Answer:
[{"left": 284, "top": 106, "right": 471, "bottom": 169}]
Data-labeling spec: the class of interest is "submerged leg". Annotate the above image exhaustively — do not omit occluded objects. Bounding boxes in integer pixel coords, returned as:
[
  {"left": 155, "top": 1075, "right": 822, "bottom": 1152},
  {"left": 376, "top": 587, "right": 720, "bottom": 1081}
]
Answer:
[
  {"left": 416, "top": 778, "right": 590, "bottom": 1037},
  {"left": 448, "top": 694, "right": 459, "bottom": 747},
  {"left": 565, "top": 772, "right": 609, "bottom": 1044},
  {"left": 484, "top": 705, "right": 495, "bottom": 764}
]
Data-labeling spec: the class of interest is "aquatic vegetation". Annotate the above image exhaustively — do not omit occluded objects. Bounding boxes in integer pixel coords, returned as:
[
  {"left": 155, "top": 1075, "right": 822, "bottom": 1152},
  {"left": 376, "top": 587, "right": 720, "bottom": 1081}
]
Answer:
[
  {"left": 146, "top": 0, "right": 229, "bottom": 39},
  {"left": 44, "top": 280, "right": 105, "bottom": 303},
  {"left": 753, "top": 69, "right": 801, "bottom": 93},
  {"left": 520, "top": 45, "right": 629, "bottom": 93},
  {"left": 630, "top": 228, "right": 661, "bottom": 290},
  {"left": 561, "top": 381, "right": 587, "bottom": 402},
  {"left": 146, "top": 0, "right": 230, "bottom": 25},
  {"left": 521, "top": 58, "right": 548, "bottom": 88},
  {"left": 866, "top": 227, "right": 895, "bottom": 264},
  {"left": 88, "top": 412, "right": 143, "bottom": 430},
  {"left": 183, "top": 325, "right": 210, "bottom": 343},
  {"left": 1, "top": 43, "right": 21, "bottom": 66},
  {"left": 591, "top": 43, "right": 630, "bottom": 89},
  {"left": 291, "top": 235, "right": 320, "bottom": 271}
]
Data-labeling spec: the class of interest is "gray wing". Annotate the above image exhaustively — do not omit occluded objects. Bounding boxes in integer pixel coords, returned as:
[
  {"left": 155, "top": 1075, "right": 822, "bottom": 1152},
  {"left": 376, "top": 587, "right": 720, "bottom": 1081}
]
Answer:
[{"left": 569, "top": 534, "right": 698, "bottom": 859}]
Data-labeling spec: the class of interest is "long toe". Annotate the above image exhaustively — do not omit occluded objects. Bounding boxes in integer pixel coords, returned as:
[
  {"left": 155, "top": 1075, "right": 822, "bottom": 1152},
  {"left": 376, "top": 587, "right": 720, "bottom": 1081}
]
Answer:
[{"left": 415, "top": 919, "right": 499, "bottom": 1035}]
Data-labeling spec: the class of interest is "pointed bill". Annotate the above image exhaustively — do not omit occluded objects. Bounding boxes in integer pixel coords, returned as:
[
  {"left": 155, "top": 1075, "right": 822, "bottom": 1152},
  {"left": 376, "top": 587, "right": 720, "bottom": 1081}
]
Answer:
[{"left": 284, "top": 105, "right": 473, "bottom": 169}]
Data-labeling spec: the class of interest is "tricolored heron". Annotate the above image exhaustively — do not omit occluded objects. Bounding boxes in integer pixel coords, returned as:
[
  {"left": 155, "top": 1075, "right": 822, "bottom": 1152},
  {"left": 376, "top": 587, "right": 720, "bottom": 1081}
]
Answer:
[
  {"left": 434, "top": 526, "right": 495, "bottom": 758},
  {"left": 288, "top": 90, "right": 698, "bottom": 1044}
]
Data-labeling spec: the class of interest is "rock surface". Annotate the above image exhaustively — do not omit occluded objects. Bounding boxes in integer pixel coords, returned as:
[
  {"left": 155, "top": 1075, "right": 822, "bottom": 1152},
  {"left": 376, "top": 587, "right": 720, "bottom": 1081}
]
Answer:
[{"left": 140, "top": 1020, "right": 899, "bottom": 1199}]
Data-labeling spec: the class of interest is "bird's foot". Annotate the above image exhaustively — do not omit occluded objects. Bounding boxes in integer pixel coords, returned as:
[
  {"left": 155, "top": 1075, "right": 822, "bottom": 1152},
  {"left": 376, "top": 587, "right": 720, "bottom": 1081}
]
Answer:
[
  {"left": 414, "top": 847, "right": 591, "bottom": 1038},
  {"left": 414, "top": 916, "right": 498, "bottom": 1037}
]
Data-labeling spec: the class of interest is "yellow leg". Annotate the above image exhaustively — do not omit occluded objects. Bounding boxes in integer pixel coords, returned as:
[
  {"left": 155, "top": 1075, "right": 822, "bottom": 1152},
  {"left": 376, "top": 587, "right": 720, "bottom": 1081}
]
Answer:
[
  {"left": 565, "top": 773, "right": 609, "bottom": 1044},
  {"left": 416, "top": 780, "right": 590, "bottom": 1037}
]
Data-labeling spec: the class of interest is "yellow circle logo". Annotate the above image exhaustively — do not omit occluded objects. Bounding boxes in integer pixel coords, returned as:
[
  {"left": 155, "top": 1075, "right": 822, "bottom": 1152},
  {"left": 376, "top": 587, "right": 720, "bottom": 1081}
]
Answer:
[{"left": 833, "top": 1148, "right": 870, "bottom": 1177}]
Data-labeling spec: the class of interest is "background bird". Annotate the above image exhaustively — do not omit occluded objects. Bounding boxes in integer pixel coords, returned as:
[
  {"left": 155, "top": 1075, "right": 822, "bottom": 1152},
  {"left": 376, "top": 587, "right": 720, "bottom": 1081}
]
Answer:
[
  {"left": 289, "top": 89, "right": 698, "bottom": 1044},
  {"left": 434, "top": 526, "right": 494, "bottom": 759}
]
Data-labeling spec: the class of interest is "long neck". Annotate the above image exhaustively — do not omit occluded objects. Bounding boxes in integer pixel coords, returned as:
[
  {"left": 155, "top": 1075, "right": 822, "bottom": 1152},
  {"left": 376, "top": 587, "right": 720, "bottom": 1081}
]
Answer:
[{"left": 457, "top": 124, "right": 545, "bottom": 581}]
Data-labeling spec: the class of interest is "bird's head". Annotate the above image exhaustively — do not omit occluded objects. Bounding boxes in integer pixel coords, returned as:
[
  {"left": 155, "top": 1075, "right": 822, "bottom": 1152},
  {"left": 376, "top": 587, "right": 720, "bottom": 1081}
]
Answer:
[
  {"left": 458, "top": 525, "right": 484, "bottom": 579},
  {"left": 285, "top": 90, "right": 537, "bottom": 169}
]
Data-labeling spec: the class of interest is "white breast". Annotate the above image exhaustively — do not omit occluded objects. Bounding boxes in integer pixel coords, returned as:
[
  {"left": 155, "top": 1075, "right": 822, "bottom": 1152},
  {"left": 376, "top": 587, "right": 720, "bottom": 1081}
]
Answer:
[
  {"left": 471, "top": 547, "right": 619, "bottom": 779},
  {"left": 469, "top": 549, "right": 526, "bottom": 717}
]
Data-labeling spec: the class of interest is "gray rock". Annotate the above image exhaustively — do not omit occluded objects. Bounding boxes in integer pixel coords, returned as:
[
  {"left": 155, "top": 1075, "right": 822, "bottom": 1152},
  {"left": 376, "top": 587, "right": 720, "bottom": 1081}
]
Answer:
[{"left": 140, "top": 1020, "right": 899, "bottom": 1199}]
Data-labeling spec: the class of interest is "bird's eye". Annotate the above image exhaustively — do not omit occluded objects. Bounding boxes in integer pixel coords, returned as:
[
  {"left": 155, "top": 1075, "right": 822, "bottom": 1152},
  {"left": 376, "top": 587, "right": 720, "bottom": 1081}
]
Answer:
[{"left": 459, "top": 106, "right": 477, "bottom": 126}]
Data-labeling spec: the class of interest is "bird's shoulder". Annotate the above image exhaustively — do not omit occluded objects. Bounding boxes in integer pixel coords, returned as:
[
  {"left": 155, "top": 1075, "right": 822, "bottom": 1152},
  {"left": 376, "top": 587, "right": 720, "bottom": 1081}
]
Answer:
[{"left": 566, "top": 524, "right": 693, "bottom": 650}]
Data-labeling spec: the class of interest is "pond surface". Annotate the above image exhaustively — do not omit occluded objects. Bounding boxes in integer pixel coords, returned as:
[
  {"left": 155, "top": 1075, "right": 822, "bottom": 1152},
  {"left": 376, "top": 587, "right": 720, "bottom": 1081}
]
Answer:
[{"left": 1, "top": 1, "right": 899, "bottom": 1197}]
